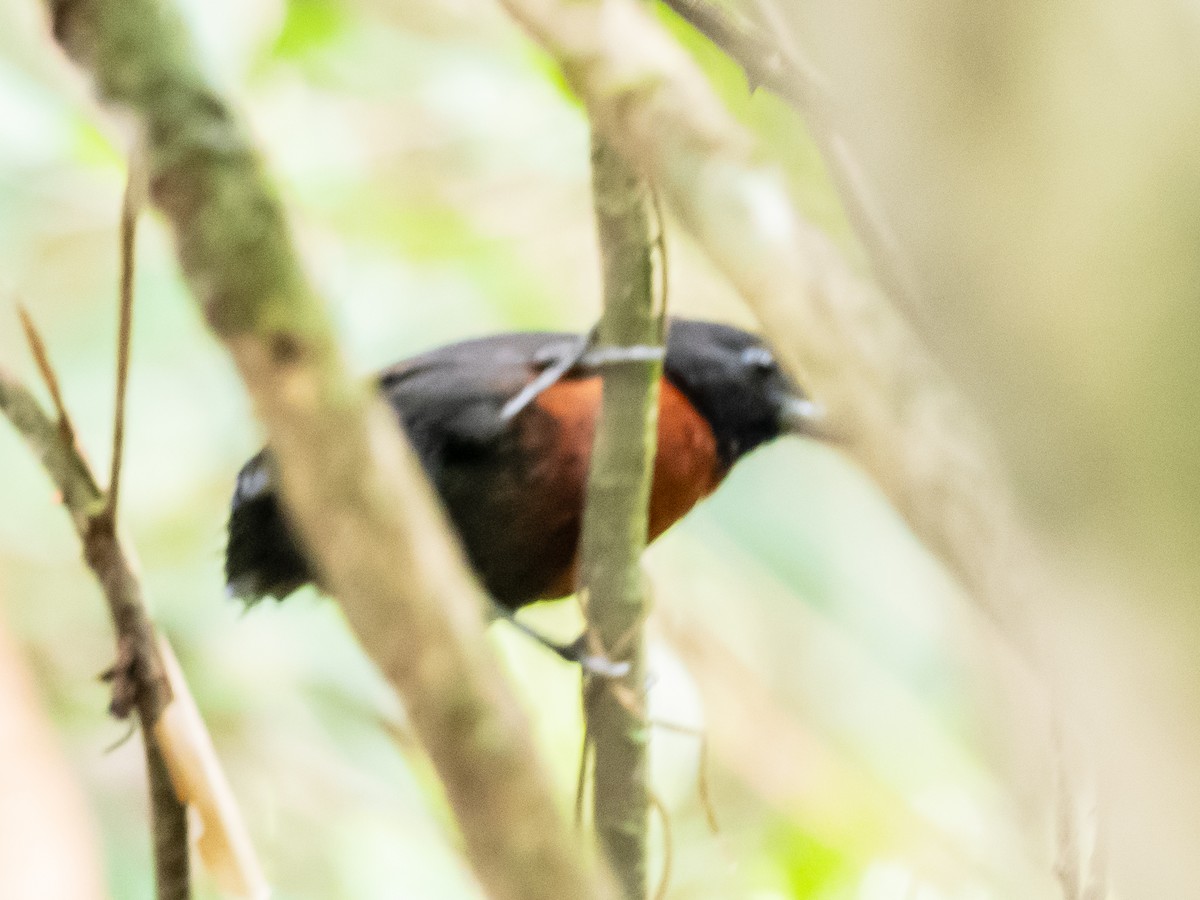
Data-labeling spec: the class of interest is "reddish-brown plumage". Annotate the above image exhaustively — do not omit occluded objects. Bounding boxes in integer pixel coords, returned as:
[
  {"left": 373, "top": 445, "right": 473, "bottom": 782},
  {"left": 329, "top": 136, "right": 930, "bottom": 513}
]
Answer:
[
  {"left": 226, "top": 319, "right": 818, "bottom": 614},
  {"left": 530, "top": 377, "right": 724, "bottom": 599}
]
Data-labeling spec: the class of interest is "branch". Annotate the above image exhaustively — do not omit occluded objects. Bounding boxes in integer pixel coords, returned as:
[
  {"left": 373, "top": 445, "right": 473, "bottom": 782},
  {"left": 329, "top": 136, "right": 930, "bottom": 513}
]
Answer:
[
  {"left": 42, "top": 2, "right": 615, "bottom": 897},
  {"left": 105, "top": 149, "right": 142, "bottom": 519},
  {"left": 659, "top": 0, "right": 924, "bottom": 324},
  {"left": 660, "top": 0, "right": 821, "bottom": 108},
  {"left": 0, "top": 363, "right": 265, "bottom": 899},
  {"left": 495, "top": 0, "right": 1040, "bottom": 665},
  {"left": 492, "top": 2, "right": 1102, "bottom": 889},
  {"left": 579, "top": 135, "right": 661, "bottom": 896}
]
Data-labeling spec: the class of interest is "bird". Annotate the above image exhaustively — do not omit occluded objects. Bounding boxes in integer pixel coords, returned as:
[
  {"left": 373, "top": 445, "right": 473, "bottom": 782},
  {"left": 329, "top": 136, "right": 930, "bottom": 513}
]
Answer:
[{"left": 225, "top": 318, "right": 823, "bottom": 661}]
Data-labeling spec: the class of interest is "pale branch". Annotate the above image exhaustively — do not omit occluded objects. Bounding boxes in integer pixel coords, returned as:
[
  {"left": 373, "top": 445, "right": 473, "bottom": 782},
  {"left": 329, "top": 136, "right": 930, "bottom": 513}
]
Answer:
[
  {"left": 495, "top": 0, "right": 1040, "bottom": 668},
  {"left": 19, "top": 152, "right": 260, "bottom": 896},
  {"left": 493, "top": 0, "right": 1091, "bottom": 882},
  {"left": 579, "top": 134, "right": 661, "bottom": 897},
  {"left": 0, "top": 342, "right": 266, "bottom": 898},
  {"left": 658, "top": 0, "right": 924, "bottom": 324},
  {"left": 42, "top": 1, "right": 615, "bottom": 897},
  {"left": 660, "top": 0, "right": 823, "bottom": 109}
]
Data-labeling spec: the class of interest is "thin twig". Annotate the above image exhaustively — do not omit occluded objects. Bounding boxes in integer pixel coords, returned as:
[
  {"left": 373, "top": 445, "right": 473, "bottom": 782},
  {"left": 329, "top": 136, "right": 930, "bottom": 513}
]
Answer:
[
  {"left": 102, "top": 161, "right": 184, "bottom": 898},
  {"left": 660, "top": 0, "right": 828, "bottom": 109},
  {"left": 576, "top": 678, "right": 596, "bottom": 831},
  {"left": 649, "top": 719, "right": 720, "bottom": 833},
  {"left": 18, "top": 305, "right": 77, "bottom": 452},
  {"left": 3, "top": 313, "right": 265, "bottom": 899},
  {"left": 107, "top": 156, "right": 142, "bottom": 519},
  {"left": 0, "top": 351, "right": 187, "bottom": 896},
  {"left": 648, "top": 790, "right": 673, "bottom": 900},
  {"left": 649, "top": 185, "right": 669, "bottom": 332}
]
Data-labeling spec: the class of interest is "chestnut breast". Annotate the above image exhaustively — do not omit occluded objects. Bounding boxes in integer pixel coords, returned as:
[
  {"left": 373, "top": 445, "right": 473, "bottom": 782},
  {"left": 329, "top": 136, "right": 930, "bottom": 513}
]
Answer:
[{"left": 527, "top": 375, "right": 724, "bottom": 600}]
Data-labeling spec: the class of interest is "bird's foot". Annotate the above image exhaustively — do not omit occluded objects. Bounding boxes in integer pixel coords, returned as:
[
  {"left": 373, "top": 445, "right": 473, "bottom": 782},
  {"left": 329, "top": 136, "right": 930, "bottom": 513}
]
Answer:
[
  {"left": 494, "top": 605, "right": 630, "bottom": 678},
  {"left": 560, "top": 632, "right": 631, "bottom": 679}
]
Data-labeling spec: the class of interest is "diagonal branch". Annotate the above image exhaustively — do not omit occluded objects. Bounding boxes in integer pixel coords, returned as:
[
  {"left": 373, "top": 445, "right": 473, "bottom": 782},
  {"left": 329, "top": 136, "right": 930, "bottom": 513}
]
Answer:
[
  {"left": 496, "top": 0, "right": 1039, "bottom": 671},
  {"left": 42, "top": 1, "right": 616, "bottom": 897},
  {"left": 105, "top": 152, "right": 143, "bottom": 520},
  {"left": 493, "top": 0, "right": 1098, "bottom": 892},
  {"left": 0, "top": 357, "right": 266, "bottom": 899},
  {"left": 658, "top": 0, "right": 925, "bottom": 323},
  {"left": 1, "top": 354, "right": 181, "bottom": 898},
  {"left": 660, "top": 0, "right": 825, "bottom": 108}
]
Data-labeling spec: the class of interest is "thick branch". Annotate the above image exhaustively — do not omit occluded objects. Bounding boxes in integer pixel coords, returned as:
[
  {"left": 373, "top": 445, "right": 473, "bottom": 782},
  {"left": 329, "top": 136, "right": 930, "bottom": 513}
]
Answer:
[
  {"left": 495, "top": 0, "right": 1038, "bottom": 659},
  {"left": 42, "top": 2, "right": 613, "bottom": 897},
  {"left": 579, "top": 136, "right": 660, "bottom": 897}
]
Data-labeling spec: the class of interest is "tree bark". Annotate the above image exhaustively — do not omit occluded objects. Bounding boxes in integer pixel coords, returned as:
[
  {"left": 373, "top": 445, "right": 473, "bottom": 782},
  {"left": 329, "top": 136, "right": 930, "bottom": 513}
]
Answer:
[
  {"left": 580, "top": 135, "right": 660, "bottom": 898},
  {"left": 41, "top": 1, "right": 615, "bottom": 897}
]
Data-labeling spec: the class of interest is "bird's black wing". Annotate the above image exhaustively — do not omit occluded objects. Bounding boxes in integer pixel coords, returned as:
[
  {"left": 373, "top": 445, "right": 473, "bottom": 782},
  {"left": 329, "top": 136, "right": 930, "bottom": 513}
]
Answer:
[
  {"left": 377, "top": 331, "right": 576, "bottom": 474},
  {"left": 225, "top": 330, "right": 577, "bottom": 603}
]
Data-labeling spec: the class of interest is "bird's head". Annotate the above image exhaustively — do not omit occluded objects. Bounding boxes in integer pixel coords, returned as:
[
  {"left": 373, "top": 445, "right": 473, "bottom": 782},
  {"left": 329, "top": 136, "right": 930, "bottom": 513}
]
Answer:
[{"left": 664, "top": 319, "right": 826, "bottom": 466}]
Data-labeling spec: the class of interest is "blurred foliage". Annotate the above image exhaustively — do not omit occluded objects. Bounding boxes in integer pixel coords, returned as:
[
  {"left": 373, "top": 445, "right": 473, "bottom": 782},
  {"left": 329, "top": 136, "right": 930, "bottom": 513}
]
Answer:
[{"left": 0, "top": 0, "right": 1065, "bottom": 898}]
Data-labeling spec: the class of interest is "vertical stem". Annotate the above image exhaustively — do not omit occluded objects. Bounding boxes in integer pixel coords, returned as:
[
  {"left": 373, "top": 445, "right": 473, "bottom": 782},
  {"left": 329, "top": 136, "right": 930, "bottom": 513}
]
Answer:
[
  {"left": 580, "top": 134, "right": 660, "bottom": 899},
  {"left": 146, "top": 741, "right": 190, "bottom": 900}
]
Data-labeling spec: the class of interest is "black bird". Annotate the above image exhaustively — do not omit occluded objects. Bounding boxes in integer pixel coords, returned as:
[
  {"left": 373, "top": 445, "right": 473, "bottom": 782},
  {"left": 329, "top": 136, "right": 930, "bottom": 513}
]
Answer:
[{"left": 226, "top": 318, "right": 821, "bottom": 624}]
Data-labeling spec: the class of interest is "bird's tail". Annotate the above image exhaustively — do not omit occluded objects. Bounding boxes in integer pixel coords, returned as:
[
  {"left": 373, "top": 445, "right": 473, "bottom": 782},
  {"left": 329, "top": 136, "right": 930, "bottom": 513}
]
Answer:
[{"left": 225, "top": 450, "right": 311, "bottom": 604}]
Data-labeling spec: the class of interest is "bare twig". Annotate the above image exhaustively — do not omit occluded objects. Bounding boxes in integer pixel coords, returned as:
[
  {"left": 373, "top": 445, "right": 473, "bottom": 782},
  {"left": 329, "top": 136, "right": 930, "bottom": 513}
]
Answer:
[
  {"left": 649, "top": 719, "right": 720, "bottom": 833},
  {"left": 43, "top": 1, "right": 616, "bottom": 897},
  {"left": 106, "top": 160, "right": 179, "bottom": 899},
  {"left": 2, "top": 311, "right": 266, "bottom": 899},
  {"left": 575, "top": 696, "right": 595, "bottom": 831},
  {"left": 660, "top": 0, "right": 828, "bottom": 109},
  {"left": 648, "top": 790, "right": 673, "bottom": 900},
  {"left": 18, "top": 305, "right": 77, "bottom": 452},
  {"left": 153, "top": 636, "right": 267, "bottom": 896},
  {"left": 8, "top": 270, "right": 266, "bottom": 900},
  {"left": 106, "top": 155, "right": 142, "bottom": 519}
]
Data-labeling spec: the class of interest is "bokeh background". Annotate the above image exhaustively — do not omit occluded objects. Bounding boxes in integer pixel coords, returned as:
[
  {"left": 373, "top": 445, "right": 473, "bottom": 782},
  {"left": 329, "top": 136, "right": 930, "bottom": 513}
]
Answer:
[{"left": 1, "top": 0, "right": 1197, "bottom": 897}]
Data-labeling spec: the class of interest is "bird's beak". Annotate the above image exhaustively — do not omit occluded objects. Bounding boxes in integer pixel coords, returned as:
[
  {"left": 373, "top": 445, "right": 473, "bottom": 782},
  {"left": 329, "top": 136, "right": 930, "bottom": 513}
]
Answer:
[{"left": 778, "top": 394, "right": 832, "bottom": 440}]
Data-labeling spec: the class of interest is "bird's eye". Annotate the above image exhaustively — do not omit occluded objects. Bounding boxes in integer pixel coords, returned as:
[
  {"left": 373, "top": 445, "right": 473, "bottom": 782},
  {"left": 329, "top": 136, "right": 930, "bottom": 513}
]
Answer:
[{"left": 740, "top": 346, "right": 775, "bottom": 374}]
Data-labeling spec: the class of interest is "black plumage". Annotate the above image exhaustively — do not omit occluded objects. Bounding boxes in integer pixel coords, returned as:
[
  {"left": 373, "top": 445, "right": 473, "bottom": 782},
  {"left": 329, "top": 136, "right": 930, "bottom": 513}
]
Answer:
[{"left": 225, "top": 318, "right": 818, "bottom": 609}]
